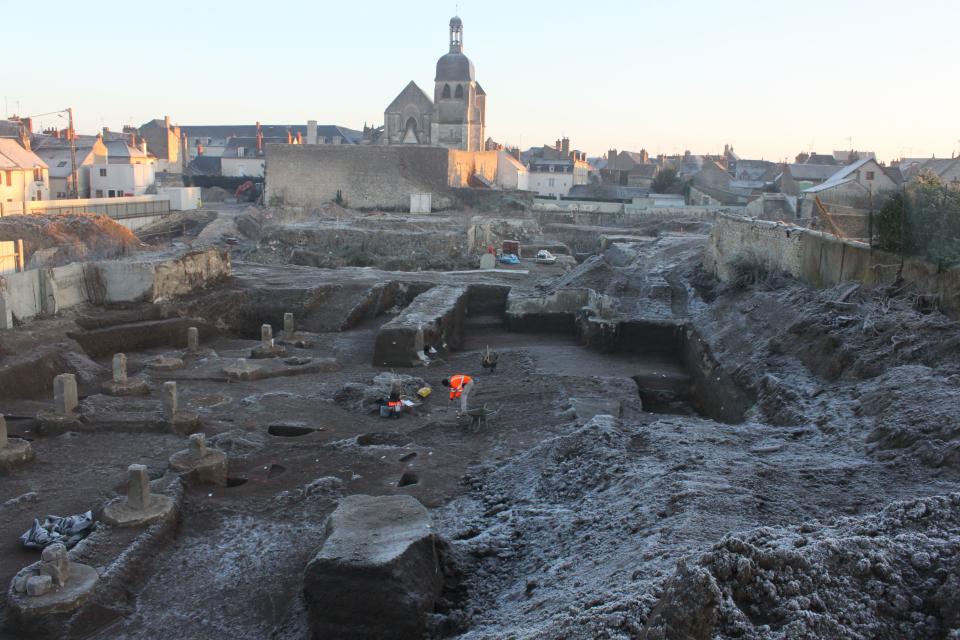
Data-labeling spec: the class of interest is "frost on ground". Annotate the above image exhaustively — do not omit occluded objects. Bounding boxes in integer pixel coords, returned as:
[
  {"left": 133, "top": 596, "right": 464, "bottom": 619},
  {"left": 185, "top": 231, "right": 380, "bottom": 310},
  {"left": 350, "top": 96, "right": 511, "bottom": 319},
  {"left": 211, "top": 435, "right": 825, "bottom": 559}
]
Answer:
[{"left": 645, "top": 493, "right": 960, "bottom": 640}]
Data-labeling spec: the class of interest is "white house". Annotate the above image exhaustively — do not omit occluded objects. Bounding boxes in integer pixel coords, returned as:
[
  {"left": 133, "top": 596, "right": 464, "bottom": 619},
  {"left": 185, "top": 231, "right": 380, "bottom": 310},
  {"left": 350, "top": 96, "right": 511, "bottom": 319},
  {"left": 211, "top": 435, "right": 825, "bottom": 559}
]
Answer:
[
  {"left": 802, "top": 157, "right": 898, "bottom": 205},
  {"left": 89, "top": 162, "right": 156, "bottom": 198},
  {"left": 0, "top": 138, "right": 49, "bottom": 206},
  {"left": 527, "top": 156, "right": 589, "bottom": 198},
  {"left": 496, "top": 152, "right": 529, "bottom": 191}
]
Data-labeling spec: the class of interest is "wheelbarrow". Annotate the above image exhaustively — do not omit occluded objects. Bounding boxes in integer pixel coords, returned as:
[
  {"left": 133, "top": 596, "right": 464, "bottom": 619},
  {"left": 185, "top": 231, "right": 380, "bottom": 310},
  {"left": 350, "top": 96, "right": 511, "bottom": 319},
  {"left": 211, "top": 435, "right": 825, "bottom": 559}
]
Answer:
[{"left": 462, "top": 404, "right": 502, "bottom": 432}]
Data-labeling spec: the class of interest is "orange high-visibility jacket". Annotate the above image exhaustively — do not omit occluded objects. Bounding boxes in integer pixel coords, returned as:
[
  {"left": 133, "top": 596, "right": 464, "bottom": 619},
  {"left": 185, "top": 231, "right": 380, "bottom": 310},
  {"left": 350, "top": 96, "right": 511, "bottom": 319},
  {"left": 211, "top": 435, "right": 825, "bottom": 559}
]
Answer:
[{"left": 448, "top": 374, "right": 473, "bottom": 399}]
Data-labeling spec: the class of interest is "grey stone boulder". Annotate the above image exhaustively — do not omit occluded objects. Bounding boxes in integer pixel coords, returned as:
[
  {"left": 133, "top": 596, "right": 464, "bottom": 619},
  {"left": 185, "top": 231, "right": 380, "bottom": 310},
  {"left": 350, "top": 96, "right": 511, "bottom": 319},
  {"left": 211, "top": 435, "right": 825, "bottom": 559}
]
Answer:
[{"left": 303, "top": 494, "right": 444, "bottom": 640}]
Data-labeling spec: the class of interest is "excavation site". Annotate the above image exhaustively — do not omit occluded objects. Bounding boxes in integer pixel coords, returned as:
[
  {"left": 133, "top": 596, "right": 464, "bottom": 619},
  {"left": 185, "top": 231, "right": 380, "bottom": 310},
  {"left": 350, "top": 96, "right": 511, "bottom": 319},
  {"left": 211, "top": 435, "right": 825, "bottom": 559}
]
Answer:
[{"left": 1, "top": 200, "right": 959, "bottom": 640}]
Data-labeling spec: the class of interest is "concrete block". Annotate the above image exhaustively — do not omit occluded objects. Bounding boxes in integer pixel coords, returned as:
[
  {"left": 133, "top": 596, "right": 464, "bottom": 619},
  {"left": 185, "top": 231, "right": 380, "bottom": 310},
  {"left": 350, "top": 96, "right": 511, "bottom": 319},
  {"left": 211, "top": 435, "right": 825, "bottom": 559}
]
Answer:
[
  {"left": 162, "top": 382, "right": 177, "bottom": 422},
  {"left": 112, "top": 353, "right": 127, "bottom": 383},
  {"left": 187, "top": 326, "right": 199, "bottom": 351},
  {"left": 53, "top": 374, "right": 78, "bottom": 416},
  {"left": 25, "top": 575, "right": 52, "bottom": 597},
  {"left": 283, "top": 313, "right": 294, "bottom": 336},
  {"left": 303, "top": 495, "right": 445, "bottom": 640},
  {"left": 127, "top": 464, "right": 152, "bottom": 511},
  {"left": 0, "top": 290, "right": 12, "bottom": 329},
  {"left": 39, "top": 544, "right": 69, "bottom": 588}
]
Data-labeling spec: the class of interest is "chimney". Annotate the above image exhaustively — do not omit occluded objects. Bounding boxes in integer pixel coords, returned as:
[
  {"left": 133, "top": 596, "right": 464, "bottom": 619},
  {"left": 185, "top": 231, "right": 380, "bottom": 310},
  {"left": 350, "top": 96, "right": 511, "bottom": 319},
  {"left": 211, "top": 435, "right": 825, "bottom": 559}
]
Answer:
[
  {"left": 197, "top": 142, "right": 204, "bottom": 156},
  {"left": 561, "top": 137, "right": 570, "bottom": 157},
  {"left": 296, "top": 131, "right": 303, "bottom": 144},
  {"left": 555, "top": 139, "right": 561, "bottom": 152},
  {"left": 141, "top": 141, "right": 148, "bottom": 155},
  {"left": 129, "top": 131, "right": 137, "bottom": 146},
  {"left": 103, "top": 126, "right": 110, "bottom": 138},
  {"left": 287, "top": 129, "right": 293, "bottom": 145},
  {"left": 18, "top": 122, "right": 31, "bottom": 151},
  {"left": 307, "top": 120, "right": 317, "bottom": 145},
  {"left": 257, "top": 130, "right": 264, "bottom": 153},
  {"left": 164, "top": 115, "right": 171, "bottom": 128}
]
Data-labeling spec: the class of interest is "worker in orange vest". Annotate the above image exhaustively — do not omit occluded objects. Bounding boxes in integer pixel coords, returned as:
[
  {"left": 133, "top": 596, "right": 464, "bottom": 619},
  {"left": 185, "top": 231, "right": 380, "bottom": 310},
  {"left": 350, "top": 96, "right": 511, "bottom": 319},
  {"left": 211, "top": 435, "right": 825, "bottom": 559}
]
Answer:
[{"left": 442, "top": 374, "right": 474, "bottom": 417}]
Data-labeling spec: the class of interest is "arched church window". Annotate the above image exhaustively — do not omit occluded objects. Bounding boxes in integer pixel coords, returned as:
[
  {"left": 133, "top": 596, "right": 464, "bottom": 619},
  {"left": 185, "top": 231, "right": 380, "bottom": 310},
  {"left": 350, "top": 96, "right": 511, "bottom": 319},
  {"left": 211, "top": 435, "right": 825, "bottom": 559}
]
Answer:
[
  {"left": 454, "top": 84, "right": 464, "bottom": 99},
  {"left": 442, "top": 84, "right": 451, "bottom": 99}
]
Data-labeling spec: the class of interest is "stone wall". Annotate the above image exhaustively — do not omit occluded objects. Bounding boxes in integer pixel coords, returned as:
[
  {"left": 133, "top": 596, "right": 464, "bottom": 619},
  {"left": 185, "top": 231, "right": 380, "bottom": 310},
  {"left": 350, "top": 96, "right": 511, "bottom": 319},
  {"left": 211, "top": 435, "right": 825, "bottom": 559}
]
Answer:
[
  {"left": 0, "top": 248, "right": 230, "bottom": 324},
  {"left": 265, "top": 144, "right": 454, "bottom": 211},
  {"left": 704, "top": 213, "right": 960, "bottom": 317}
]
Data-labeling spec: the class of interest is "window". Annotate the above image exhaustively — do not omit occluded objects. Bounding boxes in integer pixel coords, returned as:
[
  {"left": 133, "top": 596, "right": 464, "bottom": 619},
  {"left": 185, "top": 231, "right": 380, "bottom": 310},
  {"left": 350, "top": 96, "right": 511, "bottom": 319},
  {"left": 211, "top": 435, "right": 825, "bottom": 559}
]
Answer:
[
  {"left": 5, "top": 170, "right": 10, "bottom": 186},
  {"left": 237, "top": 147, "right": 246, "bottom": 158},
  {"left": 33, "top": 168, "right": 43, "bottom": 182},
  {"left": 99, "top": 168, "right": 107, "bottom": 177},
  {"left": 57, "top": 161, "right": 68, "bottom": 168},
  {"left": 95, "top": 189, "right": 104, "bottom": 198},
  {"left": 442, "top": 84, "right": 451, "bottom": 99},
  {"left": 548, "top": 178, "right": 555, "bottom": 187},
  {"left": 454, "top": 84, "right": 464, "bottom": 99},
  {"left": 865, "top": 171, "right": 875, "bottom": 181},
  {"left": 108, "top": 190, "right": 116, "bottom": 197},
  {"left": 36, "top": 190, "right": 42, "bottom": 201}
]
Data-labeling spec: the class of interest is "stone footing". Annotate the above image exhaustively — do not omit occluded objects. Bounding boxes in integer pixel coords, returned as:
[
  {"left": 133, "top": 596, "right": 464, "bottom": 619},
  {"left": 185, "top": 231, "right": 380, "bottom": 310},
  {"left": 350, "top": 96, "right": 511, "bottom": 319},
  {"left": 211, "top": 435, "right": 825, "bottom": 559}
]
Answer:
[
  {"left": 35, "top": 411, "right": 83, "bottom": 436},
  {"left": 101, "top": 379, "right": 150, "bottom": 396},
  {"left": 169, "top": 448, "right": 228, "bottom": 486},
  {"left": 8, "top": 562, "right": 98, "bottom": 620},
  {"left": 101, "top": 494, "right": 174, "bottom": 527},
  {"left": 250, "top": 345, "right": 288, "bottom": 359}
]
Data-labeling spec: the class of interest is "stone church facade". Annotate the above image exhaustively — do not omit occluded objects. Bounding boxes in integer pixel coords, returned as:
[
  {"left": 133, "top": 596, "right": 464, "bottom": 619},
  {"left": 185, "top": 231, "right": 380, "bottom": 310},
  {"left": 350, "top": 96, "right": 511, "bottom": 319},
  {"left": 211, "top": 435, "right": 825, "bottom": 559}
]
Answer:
[{"left": 383, "top": 17, "right": 486, "bottom": 151}]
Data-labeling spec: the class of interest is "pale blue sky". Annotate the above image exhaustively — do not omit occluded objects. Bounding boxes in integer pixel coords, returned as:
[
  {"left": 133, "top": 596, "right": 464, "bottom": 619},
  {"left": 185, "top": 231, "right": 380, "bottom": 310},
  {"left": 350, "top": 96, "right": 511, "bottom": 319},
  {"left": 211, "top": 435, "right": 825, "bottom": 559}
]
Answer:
[{"left": 6, "top": 0, "right": 958, "bottom": 161}]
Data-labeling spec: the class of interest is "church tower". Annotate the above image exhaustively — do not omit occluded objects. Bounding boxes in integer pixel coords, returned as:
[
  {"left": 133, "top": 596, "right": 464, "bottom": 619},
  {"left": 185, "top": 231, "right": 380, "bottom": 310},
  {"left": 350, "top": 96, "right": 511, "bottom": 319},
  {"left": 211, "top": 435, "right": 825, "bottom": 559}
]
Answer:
[{"left": 431, "top": 16, "right": 485, "bottom": 151}]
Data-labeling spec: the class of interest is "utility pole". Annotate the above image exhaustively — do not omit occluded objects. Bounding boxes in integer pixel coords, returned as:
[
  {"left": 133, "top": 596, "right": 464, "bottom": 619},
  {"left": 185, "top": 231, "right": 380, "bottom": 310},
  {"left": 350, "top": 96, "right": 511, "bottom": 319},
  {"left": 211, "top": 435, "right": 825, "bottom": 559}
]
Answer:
[{"left": 67, "top": 107, "right": 79, "bottom": 198}]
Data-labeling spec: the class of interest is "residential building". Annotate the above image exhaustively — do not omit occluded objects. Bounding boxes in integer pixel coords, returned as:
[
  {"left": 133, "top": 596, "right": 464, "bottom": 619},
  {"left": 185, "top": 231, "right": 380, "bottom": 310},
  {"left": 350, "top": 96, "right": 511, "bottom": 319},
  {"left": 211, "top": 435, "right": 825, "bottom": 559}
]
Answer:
[
  {"left": 220, "top": 137, "right": 269, "bottom": 178},
  {"left": 182, "top": 123, "right": 361, "bottom": 161},
  {"left": 138, "top": 116, "right": 183, "bottom": 173},
  {"left": 89, "top": 162, "right": 156, "bottom": 198},
  {"left": 780, "top": 163, "right": 842, "bottom": 196},
  {"left": 896, "top": 157, "right": 960, "bottom": 189},
  {"left": 0, "top": 138, "right": 49, "bottom": 205},
  {"left": 527, "top": 151, "right": 590, "bottom": 198},
  {"left": 627, "top": 164, "right": 660, "bottom": 189},
  {"left": 603, "top": 149, "right": 650, "bottom": 185},
  {"left": 33, "top": 134, "right": 108, "bottom": 198}
]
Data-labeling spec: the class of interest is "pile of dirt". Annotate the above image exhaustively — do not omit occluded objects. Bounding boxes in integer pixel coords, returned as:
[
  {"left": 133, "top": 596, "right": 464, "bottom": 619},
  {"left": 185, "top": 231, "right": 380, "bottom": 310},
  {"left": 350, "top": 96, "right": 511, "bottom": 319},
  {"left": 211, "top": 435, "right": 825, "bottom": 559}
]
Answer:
[
  {"left": 201, "top": 186, "right": 230, "bottom": 202},
  {"left": 643, "top": 493, "right": 960, "bottom": 639},
  {"left": 135, "top": 209, "right": 218, "bottom": 242},
  {"left": 0, "top": 213, "right": 142, "bottom": 268}
]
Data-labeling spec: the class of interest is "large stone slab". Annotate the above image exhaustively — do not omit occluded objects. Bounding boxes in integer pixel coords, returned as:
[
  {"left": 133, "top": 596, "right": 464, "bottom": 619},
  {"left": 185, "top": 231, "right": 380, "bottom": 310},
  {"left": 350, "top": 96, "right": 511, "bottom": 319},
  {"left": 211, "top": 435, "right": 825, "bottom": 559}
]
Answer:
[
  {"left": 373, "top": 285, "right": 468, "bottom": 367},
  {"left": 303, "top": 494, "right": 443, "bottom": 640}
]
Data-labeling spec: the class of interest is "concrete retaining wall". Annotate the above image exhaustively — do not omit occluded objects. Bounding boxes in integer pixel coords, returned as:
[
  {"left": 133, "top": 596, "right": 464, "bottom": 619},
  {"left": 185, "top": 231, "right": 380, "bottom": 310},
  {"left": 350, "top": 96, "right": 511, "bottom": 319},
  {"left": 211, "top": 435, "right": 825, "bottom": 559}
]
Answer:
[
  {"left": 704, "top": 213, "right": 960, "bottom": 317},
  {"left": 0, "top": 248, "right": 230, "bottom": 323},
  {"left": 265, "top": 145, "right": 454, "bottom": 211}
]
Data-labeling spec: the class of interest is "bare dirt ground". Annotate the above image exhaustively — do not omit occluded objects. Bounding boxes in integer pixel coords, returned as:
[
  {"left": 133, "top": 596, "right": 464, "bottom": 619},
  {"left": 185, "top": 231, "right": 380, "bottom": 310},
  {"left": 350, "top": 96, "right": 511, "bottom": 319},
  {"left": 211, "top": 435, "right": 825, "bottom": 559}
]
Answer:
[{"left": 1, "top": 208, "right": 958, "bottom": 639}]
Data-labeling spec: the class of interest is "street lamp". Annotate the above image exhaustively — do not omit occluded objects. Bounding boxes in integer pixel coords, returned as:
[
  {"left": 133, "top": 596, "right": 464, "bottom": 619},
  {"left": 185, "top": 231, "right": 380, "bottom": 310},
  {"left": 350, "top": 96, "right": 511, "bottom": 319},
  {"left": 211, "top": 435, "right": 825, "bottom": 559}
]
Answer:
[{"left": 26, "top": 107, "right": 79, "bottom": 198}]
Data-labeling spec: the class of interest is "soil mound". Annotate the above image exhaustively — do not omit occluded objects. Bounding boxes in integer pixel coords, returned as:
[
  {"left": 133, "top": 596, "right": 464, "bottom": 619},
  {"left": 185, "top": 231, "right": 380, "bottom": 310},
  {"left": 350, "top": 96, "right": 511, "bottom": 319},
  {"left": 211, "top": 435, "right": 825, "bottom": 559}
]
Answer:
[
  {"left": 644, "top": 493, "right": 960, "bottom": 639},
  {"left": 0, "top": 213, "right": 141, "bottom": 268}
]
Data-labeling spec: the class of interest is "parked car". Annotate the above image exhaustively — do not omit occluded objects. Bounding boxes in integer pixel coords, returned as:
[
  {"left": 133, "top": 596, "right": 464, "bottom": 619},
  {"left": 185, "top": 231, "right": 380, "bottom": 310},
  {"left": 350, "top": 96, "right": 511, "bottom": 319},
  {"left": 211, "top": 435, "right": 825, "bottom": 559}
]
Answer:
[
  {"left": 535, "top": 250, "right": 558, "bottom": 265},
  {"left": 498, "top": 253, "right": 520, "bottom": 265}
]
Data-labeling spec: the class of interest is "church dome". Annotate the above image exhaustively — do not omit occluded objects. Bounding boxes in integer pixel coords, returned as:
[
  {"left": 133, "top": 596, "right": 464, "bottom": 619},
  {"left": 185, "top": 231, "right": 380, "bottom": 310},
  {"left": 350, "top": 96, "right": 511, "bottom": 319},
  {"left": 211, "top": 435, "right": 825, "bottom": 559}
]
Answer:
[
  {"left": 435, "top": 52, "right": 475, "bottom": 82},
  {"left": 449, "top": 16, "right": 462, "bottom": 28}
]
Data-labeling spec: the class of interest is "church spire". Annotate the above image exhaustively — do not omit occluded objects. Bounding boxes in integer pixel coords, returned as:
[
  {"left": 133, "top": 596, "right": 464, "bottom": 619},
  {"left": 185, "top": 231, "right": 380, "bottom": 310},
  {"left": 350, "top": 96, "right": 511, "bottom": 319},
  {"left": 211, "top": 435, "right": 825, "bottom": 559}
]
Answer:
[{"left": 449, "top": 16, "right": 463, "bottom": 53}]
